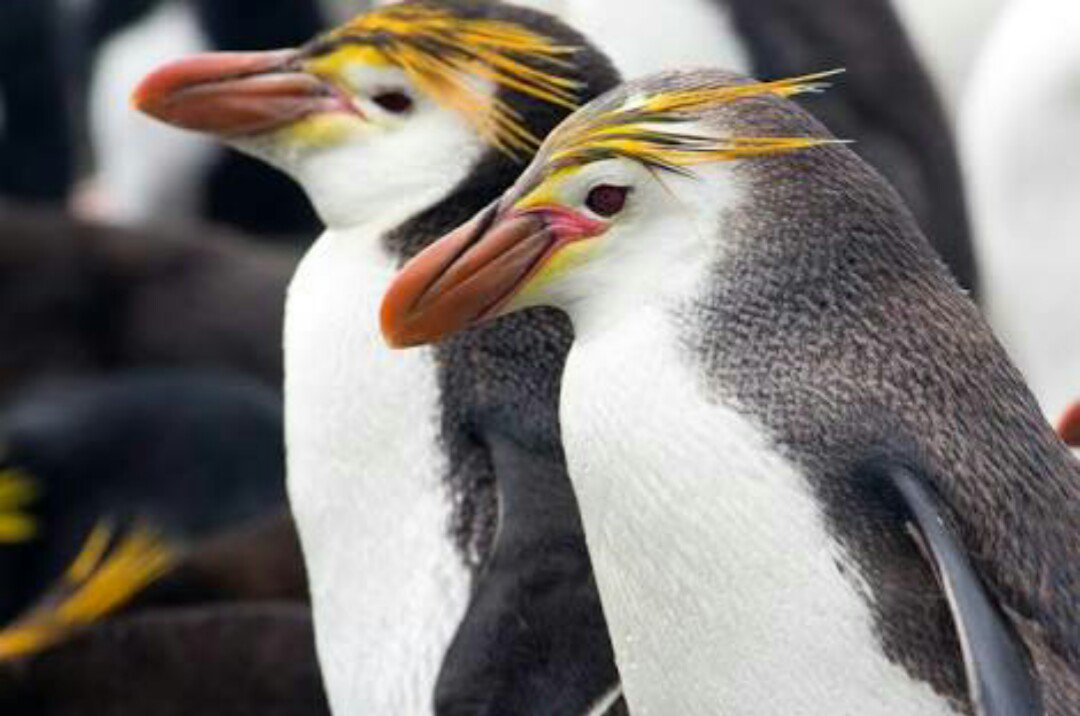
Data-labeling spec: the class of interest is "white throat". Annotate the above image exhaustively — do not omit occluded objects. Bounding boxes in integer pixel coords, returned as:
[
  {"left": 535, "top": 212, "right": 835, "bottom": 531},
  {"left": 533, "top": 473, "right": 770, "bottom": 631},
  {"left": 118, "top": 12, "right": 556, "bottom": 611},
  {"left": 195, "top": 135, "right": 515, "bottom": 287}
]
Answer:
[
  {"left": 559, "top": 308, "right": 958, "bottom": 715},
  {"left": 284, "top": 132, "right": 476, "bottom": 712}
]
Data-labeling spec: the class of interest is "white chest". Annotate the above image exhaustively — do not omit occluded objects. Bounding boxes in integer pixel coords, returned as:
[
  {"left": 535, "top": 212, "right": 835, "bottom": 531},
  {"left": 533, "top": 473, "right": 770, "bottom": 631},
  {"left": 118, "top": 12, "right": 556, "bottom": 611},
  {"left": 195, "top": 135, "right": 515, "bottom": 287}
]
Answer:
[
  {"left": 560, "top": 313, "right": 957, "bottom": 716},
  {"left": 284, "top": 232, "right": 469, "bottom": 715}
]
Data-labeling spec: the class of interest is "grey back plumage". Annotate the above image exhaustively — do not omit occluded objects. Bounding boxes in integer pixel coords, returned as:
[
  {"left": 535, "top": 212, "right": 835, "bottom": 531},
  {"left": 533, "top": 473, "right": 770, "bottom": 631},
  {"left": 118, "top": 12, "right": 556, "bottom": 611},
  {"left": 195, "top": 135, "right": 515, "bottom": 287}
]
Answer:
[{"left": 677, "top": 76, "right": 1079, "bottom": 713}]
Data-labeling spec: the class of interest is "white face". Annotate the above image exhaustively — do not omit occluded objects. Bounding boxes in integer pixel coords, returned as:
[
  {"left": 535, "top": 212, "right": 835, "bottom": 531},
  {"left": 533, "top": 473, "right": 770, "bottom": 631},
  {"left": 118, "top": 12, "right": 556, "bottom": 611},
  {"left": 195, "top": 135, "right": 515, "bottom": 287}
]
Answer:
[
  {"left": 233, "top": 63, "right": 489, "bottom": 231},
  {"left": 504, "top": 157, "right": 742, "bottom": 327},
  {"left": 376, "top": 151, "right": 746, "bottom": 350}
]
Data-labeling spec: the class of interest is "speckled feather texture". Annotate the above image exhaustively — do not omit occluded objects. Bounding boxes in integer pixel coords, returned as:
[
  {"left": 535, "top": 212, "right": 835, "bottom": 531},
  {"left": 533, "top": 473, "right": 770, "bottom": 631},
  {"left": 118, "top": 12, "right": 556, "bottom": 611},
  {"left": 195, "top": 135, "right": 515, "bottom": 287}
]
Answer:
[{"left": 675, "top": 75, "right": 1079, "bottom": 713}]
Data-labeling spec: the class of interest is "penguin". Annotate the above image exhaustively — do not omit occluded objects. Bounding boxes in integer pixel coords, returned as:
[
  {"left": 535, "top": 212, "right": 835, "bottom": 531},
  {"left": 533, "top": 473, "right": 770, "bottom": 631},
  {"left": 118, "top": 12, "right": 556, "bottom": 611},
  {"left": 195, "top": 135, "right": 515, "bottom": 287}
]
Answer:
[
  {"left": 0, "top": 203, "right": 295, "bottom": 399},
  {"left": 960, "top": 0, "right": 1080, "bottom": 421},
  {"left": 0, "top": 371, "right": 290, "bottom": 625},
  {"left": 503, "top": 0, "right": 979, "bottom": 295},
  {"left": 134, "top": 2, "right": 623, "bottom": 713},
  {"left": 382, "top": 69, "right": 1079, "bottom": 715},
  {"left": 0, "top": 603, "right": 329, "bottom": 716},
  {"left": 74, "top": 0, "right": 324, "bottom": 238}
]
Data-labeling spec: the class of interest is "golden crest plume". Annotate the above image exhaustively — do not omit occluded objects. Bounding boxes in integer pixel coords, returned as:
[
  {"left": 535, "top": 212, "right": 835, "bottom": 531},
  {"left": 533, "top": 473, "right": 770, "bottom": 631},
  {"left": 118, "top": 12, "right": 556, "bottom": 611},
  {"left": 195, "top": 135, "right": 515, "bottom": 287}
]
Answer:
[
  {"left": 545, "top": 70, "right": 846, "bottom": 174},
  {"left": 313, "top": 2, "right": 583, "bottom": 156},
  {"left": 0, "top": 521, "right": 176, "bottom": 660},
  {"left": 0, "top": 468, "right": 38, "bottom": 543}
]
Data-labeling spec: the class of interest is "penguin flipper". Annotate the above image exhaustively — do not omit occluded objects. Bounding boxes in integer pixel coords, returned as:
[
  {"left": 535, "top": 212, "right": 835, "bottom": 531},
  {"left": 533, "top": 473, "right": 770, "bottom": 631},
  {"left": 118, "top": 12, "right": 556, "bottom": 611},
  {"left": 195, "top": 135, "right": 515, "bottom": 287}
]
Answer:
[{"left": 884, "top": 463, "right": 1042, "bottom": 716}]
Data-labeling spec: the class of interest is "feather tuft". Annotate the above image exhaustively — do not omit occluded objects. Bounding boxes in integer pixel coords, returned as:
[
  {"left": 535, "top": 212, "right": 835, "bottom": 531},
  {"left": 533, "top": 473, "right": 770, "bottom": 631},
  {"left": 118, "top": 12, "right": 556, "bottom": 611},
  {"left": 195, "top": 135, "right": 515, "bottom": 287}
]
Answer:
[
  {"left": 545, "top": 70, "right": 846, "bottom": 173},
  {"left": 0, "top": 522, "right": 176, "bottom": 661},
  {"left": 308, "top": 2, "right": 583, "bottom": 157}
]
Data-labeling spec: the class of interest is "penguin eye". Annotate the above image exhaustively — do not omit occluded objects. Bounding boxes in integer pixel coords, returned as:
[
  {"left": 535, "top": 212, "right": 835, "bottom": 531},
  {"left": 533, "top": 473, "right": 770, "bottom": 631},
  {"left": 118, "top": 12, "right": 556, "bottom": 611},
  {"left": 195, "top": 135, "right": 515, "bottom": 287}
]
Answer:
[
  {"left": 585, "top": 184, "right": 630, "bottom": 218},
  {"left": 372, "top": 90, "right": 414, "bottom": 114}
]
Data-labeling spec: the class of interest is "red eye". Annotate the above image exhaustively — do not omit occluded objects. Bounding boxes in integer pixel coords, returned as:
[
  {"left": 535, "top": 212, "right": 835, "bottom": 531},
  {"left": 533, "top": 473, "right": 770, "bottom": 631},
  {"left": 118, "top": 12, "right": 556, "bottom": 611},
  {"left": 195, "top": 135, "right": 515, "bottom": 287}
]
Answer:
[
  {"left": 585, "top": 184, "right": 629, "bottom": 218},
  {"left": 372, "top": 90, "right": 414, "bottom": 114}
]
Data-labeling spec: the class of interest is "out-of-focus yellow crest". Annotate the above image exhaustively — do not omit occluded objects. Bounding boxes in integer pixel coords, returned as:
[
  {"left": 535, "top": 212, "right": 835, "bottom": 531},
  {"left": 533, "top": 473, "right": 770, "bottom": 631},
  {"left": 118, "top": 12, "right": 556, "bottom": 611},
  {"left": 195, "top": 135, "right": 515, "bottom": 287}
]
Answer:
[
  {"left": 545, "top": 70, "right": 846, "bottom": 174},
  {"left": 0, "top": 522, "right": 176, "bottom": 661},
  {"left": 0, "top": 469, "right": 38, "bottom": 543},
  {"left": 311, "top": 1, "right": 582, "bottom": 156}
]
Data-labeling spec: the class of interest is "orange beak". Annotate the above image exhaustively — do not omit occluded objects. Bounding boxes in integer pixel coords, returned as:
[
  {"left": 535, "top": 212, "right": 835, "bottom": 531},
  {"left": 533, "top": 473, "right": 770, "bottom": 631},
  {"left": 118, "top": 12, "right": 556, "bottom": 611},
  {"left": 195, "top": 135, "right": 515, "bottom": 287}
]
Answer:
[
  {"left": 381, "top": 202, "right": 608, "bottom": 348},
  {"left": 132, "top": 50, "right": 355, "bottom": 137},
  {"left": 1057, "top": 401, "right": 1080, "bottom": 448},
  {"left": 380, "top": 204, "right": 559, "bottom": 348}
]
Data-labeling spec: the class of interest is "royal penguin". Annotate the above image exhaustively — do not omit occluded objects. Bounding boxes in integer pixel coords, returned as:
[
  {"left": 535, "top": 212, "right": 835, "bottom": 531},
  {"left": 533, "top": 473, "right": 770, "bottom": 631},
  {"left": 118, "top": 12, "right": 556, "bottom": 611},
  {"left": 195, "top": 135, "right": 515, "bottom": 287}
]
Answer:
[
  {"left": 383, "top": 69, "right": 1079, "bottom": 715},
  {"left": 135, "top": 2, "right": 624, "bottom": 713}
]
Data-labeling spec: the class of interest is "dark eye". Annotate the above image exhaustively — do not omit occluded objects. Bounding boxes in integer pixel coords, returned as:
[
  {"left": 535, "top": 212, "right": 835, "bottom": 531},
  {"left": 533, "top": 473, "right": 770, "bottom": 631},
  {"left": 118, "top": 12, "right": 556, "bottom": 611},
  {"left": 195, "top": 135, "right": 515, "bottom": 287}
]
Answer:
[
  {"left": 585, "top": 184, "right": 630, "bottom": 218},
  {"left": 372, "top": 90, "right": 414, "bottom": 114}
]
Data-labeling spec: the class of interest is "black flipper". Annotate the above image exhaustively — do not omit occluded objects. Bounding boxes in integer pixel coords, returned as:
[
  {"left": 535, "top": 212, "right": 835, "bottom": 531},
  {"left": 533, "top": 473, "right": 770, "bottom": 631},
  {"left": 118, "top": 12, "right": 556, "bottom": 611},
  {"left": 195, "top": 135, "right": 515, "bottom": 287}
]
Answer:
[
  {"left": 434, "top": 434, "right": 620, "bottom": 715},
  {"left": 885, "top": 463, "right": 1042, "bottom": 716}
]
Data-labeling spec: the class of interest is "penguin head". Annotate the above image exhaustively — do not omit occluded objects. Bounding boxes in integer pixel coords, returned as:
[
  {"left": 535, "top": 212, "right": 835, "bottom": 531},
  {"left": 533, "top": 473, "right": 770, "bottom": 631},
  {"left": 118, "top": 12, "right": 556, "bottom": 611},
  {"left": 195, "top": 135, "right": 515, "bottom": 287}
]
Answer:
[
  {"left": 380, "top": 68, "right": 843, "bottom": 347},
  {"left": 133, "top": 0, "right": 618, "bottom": 230}
]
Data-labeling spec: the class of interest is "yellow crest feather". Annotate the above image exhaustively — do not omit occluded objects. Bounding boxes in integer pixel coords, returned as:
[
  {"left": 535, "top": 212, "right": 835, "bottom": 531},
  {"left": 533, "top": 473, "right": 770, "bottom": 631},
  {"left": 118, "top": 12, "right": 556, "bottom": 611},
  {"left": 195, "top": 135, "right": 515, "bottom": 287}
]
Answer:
[
  {"left": 0, "top": 522, "right": 176, "bottom": 661},
  {"left": 315, "top": 2, "right": 582, "bottom": 156},
  {"left": 546, "top": 70, "right": 846, "bottom": 173},
  {"left": 0, "top": 469, "right": 38, "bottom": 543}
]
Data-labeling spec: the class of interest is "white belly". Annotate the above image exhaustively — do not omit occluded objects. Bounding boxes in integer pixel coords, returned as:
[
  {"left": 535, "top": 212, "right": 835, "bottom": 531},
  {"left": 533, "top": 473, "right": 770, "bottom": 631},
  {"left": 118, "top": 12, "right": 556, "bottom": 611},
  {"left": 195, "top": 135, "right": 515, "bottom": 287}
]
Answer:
[
  {"left": 561, "top": 312, "right": 957, "bottom": 716},
  {"left": 285, "top": 231, "right": 469, "bottom": 715}
]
